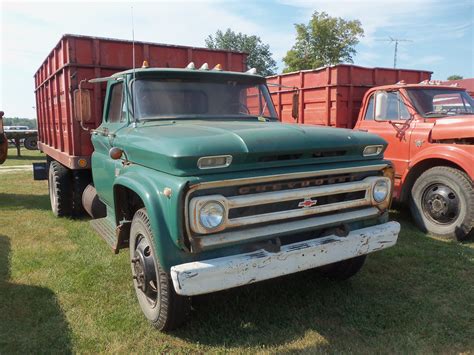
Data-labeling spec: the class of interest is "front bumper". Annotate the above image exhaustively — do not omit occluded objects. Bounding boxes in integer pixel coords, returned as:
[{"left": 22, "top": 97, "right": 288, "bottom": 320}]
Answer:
[{"left": 170, "top": 221, "right": 400, "bottom": 296}]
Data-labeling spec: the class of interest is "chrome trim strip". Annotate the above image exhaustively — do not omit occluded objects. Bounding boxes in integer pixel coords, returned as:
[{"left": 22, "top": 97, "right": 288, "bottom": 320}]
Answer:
[
  {"left": 226, "top": 178, "right": 374, "bottom": 208},
  {"left": 189, "top": 164, "right": 388, "bottom": 191},
  {"left": 192, "top": 207, "right": 381, "bottom": 251}
]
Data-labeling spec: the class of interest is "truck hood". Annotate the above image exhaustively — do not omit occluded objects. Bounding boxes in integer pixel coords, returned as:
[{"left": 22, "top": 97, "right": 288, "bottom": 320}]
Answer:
[
  {"left": 117, "top": 120, "right": 387, "bottom": 176},
  {"left": 430, "top": 116, "right": 474, "bottom": 141}
]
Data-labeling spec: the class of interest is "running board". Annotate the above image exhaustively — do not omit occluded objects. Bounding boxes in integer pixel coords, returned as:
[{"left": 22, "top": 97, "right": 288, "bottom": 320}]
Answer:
[{"left": 90, "top": 218, "right": 118, "bottom": 253}]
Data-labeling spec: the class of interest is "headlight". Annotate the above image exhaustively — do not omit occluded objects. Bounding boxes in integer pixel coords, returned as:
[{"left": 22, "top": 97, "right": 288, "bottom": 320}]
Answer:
[
  {"left": 199, "top": 201, "right": 225, "bottom": 230},
  {"left": 373, "top": 179, "right": 389, "bottom": 202}
]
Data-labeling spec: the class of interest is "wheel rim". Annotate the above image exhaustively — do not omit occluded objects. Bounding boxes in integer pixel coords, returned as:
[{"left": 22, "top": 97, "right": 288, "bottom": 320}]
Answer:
[
  {"left": 421, "top": 183, "right": 460, "bottom": 225},
  {"left": 131, "top": 235, "right": 158, "bottom": 307},
  {"left": 49, "top": 167, "right": 57, "bottom": 214}
]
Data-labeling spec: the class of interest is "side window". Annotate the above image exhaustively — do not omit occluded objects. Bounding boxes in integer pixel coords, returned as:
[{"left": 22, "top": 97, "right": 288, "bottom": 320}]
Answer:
[
  {"left": 107, "top": 83, "right": 123, "bottom": 123},
  {"left": 364, "top": 95, "right": 375, "bottom": 120},
  {"left": 375, "top": 91, "right": 410, "bottom": 120}
]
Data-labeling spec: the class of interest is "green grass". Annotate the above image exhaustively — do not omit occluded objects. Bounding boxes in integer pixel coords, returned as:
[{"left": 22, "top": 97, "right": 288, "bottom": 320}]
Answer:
[
  {"left": 0, "top": 170, "right": 473, "bottom": 353},
  {"left": 2, "top": 148, "right": 45, "bottom": 166}
]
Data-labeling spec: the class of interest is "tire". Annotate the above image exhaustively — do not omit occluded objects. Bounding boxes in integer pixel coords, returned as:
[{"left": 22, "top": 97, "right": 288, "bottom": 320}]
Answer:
[
  {"left": 410, "top": 166, "right": 474, "bottom": 241},
  {"left": 129, "top": 208, "right": 190, "bottom": 331},
  {"left": 72, "top": 170, "right": 92, "bottom": 217},
  {"left": 48, "top": 160, "right": 73, "bottom": 217},
  {"left": 24, "top": 136, "right": 38, "bottom": 150},
  {"left": 318, "top": 255, "right": 367, "bottom": 281}
]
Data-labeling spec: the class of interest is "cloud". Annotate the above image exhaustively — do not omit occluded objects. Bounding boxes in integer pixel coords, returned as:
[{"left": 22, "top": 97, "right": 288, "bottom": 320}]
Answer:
[{"left": 0, "top": 0, "right": 276, "bottom": 117}]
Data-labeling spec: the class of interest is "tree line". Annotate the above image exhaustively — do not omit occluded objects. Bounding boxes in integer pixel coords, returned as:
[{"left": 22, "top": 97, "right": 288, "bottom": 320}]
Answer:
[
  {"left": 205, "top": 11, "right": 364, "bottom": 75},
  {"left": 205, "top": 11, "right": 461, "bottom": 80}
]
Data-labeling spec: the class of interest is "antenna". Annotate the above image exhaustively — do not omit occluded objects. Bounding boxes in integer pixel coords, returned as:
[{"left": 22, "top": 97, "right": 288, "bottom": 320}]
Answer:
[
  {"left": 376, "top": 36, "right": 412, "bottom": 68},
  {"left": 131, "top": 5, "right": 136, "bottom": 75},
  {"left": 130, "top": 5, "right": 137, "bottom": 124}
]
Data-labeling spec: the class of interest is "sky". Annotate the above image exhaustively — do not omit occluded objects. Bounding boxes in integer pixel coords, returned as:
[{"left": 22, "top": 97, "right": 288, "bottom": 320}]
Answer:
[{"left": 1, "top": 0, "right": 473, "bottom": 118}]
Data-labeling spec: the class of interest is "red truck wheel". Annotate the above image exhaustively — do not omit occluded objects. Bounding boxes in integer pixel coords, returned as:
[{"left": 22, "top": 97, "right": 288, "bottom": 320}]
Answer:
[
  {"left": 410, "top": 166, "right": 474, "bottom": 241},
  {"left": 129, "top": 208, "right": 190, "bottom": 331},
  {"left": 48, "top": 161, "right": 73, "bottom": 217}
]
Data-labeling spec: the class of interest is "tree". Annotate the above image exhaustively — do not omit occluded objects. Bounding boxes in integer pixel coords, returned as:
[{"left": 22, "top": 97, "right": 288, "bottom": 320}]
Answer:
[
  {"left": 447, "top": 75, "right": 463, "bottom": 80},
  {"left": 205, "top": 29, "right": 277, "bottom": 76},
  {"left": 283, "top": 11, "right": 364, "bottom": 73}
]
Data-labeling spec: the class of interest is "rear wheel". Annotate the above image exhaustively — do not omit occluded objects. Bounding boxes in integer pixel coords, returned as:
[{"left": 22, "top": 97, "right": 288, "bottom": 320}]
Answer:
[
  {"left": 24, "top": 136, "right": 38, "bottom": 150},
  {"left": 410, "top": 166, "right": 474, "bottom": 241},
  {"left": 129, "top": 208, "right": 190, "bottom": 331},
  {"left": 48, "top": 161, "right": 73, "bottom": 217},
  {"left": 318, "top": 255, "right": 367, "bottom": 280}
]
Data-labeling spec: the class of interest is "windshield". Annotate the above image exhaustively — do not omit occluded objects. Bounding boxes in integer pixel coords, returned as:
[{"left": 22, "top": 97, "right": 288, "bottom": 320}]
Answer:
[
  {"left": 132, "top": 78, "right": 277, "bottom": 120},
  {"left": 406, "top": 88, "right": 474, "bottom": 118}
]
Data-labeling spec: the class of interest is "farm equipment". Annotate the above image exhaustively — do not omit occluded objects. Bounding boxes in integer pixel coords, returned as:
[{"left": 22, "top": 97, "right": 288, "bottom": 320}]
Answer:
[{"left": 4, "top": 126, "right": 38, "bottom": 156}]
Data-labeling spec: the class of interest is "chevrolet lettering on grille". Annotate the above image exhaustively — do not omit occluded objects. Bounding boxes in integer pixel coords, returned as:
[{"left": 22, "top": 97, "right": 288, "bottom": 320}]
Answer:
[{"left": 298, "top": 198, "right": 318, "bottom": 208}]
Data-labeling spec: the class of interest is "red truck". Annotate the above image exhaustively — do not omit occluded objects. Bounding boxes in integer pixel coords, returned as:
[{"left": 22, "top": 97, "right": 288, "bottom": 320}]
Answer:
[{"left": 268, "top": 65, "right": 474, "bottom": 240}]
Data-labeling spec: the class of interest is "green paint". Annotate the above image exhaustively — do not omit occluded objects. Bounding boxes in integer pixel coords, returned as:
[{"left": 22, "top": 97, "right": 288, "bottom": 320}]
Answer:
[{"left": 91, "top": 68, "right": 389, "bottom": 271}]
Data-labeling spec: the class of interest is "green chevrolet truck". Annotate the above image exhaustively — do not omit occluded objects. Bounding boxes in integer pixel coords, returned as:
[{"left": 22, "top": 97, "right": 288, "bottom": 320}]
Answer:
[{"left": 34, "top": 35, "right": 400, "bottom": 331}]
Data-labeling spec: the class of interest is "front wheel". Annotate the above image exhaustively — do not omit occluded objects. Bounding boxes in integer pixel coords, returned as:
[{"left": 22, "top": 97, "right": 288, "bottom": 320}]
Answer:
[
  {"left": 129, "top": 208, "right": 190, "bottom": 331},
  {"left": 410, "top": 166, "right": 474, "bottom": 241}
]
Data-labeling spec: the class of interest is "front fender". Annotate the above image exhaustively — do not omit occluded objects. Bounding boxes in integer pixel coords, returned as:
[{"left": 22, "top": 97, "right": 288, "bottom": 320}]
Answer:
[
  {"left": 407, "top": 144, "right": 474, "bottom": 180},
  {"left": 113, "top": 165, "right": 190, "bottom": 271}
]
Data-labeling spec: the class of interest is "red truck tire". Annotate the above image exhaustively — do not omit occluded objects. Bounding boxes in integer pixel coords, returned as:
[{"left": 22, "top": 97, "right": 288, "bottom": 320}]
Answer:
[{"left": 410, "top": 166, "right": 474, "bottom": 241}]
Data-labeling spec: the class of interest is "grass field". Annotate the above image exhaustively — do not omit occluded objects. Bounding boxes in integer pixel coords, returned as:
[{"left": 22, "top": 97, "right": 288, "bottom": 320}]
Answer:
[
  {"left": 2, "top": 147, "right": 45, "bottom": 166},
  {"left": 1, "top": 151, "right": 473, "bottom": 353}
]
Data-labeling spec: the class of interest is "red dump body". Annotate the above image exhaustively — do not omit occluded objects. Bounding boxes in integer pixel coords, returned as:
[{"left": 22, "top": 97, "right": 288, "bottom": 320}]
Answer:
[
  {"left": 34, "top": 34, "right": 248, "bottom": 169},
  {"left": 267, "top": 64, "right": 432, "bottom": 128}
]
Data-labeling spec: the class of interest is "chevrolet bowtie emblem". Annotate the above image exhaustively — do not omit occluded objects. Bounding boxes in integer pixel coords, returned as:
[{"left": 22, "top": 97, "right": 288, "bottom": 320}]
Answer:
[{"left": 298, "top": 198, "right": 318, "bottom": 208}]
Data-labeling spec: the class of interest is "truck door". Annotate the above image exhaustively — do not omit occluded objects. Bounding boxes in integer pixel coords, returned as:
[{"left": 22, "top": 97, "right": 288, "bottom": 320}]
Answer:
[
  {"left": 356, "top": 90, "right": 414, "bottom": 178},
  {"left": 91, "top": 80, "right": 128, "bottom": 207}
]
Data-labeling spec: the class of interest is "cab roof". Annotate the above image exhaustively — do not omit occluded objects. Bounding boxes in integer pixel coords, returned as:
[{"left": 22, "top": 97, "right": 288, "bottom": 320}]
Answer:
[
  {"left": 110, "top": 67, "right": 265, "bottom": 82},
  {"left": 369, "top": 82, "right": 466, "bottom": 92}
]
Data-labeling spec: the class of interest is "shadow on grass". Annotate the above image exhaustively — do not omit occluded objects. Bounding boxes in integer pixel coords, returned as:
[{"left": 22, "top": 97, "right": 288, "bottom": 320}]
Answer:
[
  {"left": 0, "top": 235, "right": 72, "bottom": 353},
  {"left": 0, "top": 193, "right": 50, "bottom": 211},
  {"left": 173, "top": 216, "right": 474, "bottom": 352}
]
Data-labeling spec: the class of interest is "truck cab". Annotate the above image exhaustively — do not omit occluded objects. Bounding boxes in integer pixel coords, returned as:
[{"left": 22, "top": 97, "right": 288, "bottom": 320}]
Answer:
[{"left": 355, "top": 83, "right": 474, "bottom": 240}]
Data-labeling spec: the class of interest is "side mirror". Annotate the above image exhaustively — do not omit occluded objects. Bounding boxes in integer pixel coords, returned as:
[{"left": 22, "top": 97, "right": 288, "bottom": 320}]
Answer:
[
  {"left": 73, "top": 88, "right": 92, "bottom": 123},
  {"left": 374, "top": 90, "right": 388, "bottom": 121},
  {"left": 291, "top": 92, "right": 299, "bottom": 120}
]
